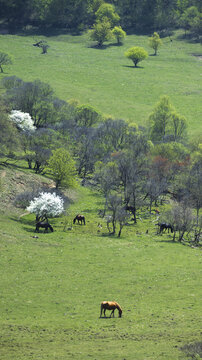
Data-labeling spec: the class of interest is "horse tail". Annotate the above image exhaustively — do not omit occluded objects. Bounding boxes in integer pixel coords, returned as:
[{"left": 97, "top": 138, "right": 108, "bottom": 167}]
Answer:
[
  {"left": 73, "top": 217, "right": 76, "bottom": 224},
  {"left": 83, "top": 216, "right": 85, "bottom": 225},
  {"left": 49, "top": 224, "right": 54, "bottom": 232}
]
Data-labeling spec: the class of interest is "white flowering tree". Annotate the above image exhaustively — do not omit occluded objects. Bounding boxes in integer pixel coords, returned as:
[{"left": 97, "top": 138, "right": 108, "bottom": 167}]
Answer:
[
  {"left": 27, "top": 192, "right": 64, "bottom": 222},
  {"left": 9, "top": 110, "right": 36, "bottom": 133}
]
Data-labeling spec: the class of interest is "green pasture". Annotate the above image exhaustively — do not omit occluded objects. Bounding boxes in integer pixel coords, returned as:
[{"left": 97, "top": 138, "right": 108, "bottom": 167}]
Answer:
[
  {"left": 0, "top": 30, "right": 201, "bottom": 135},
  {"left": 0, "top": 181, "right": 201, "bottom": 360}
]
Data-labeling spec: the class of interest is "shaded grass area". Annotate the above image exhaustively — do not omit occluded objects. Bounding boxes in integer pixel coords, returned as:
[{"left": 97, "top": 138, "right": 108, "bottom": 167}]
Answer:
[
  {"left": 0, "top": 185, "right": 201, "bottom": 359},
  {"left": 0, "top": 30, "right": 201, "bottom": 136}
]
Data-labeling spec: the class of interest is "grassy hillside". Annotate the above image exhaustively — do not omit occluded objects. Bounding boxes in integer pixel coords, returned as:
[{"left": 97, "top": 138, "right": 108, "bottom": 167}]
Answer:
[
  {"left": 0, "top": 166, "right": 201, "bottom": 359},
  {"left": 0, "top": 30, "right": 201, "bottom": 135}
]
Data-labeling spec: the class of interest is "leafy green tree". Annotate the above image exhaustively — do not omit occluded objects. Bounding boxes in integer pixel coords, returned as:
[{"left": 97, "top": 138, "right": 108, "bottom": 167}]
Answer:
[
  {"left": 89, "top": 19, "right": 112, "bottom": 46},
  {"left": 0, "top": 52, "right": 12, "bottom": 73},
  {"left": 186, "top": 156, "right": 202, "bottom": 225},
  {"left": 75, "top": 104, "right": 101, "bottom": 127},
  {"left": 171, "top": 111, "right": 187, "bottom": 141},
  {"left": 148, "top": 32, "right": 162, "bottom": 55},
  {"left": 125, "top": 46, "right": 148, "bottom": 67},
  {"left": 149, "top": 95, "right": 172, "bottom": 142},
  {"left": 163, "top": 202, "right": 194, "bottom": 242},
  {"left": 94, "top": 161, "right": 120, "bottom": 216},
  {"left": 180, "top": 6, "right": 200, "bottom": 35},
  {"left": 189, "top": 12, "right": 202, "bottom": 39},
  {"left": 4, "top": 79, "right": 53, "bottom": 121},
  {"left": 0, "top": 102, "right": 19, "bottom": 156},
  {"left": 95, "top": 118, "right": 128, "bottom": 155},
  {"left": 112, "top": 26, "right": 126, "bottom": 44},
  {"left": 74, "top": 128, "right": 98, "bottom": 178},
  {"left": 151, "top": 142, "right": 189, "bottom": 163},
  {"left": 95, "top": 3, "right": 120, "bottom": 27},
  {"left": 149, "top": 96, "right": 187, "bottom": 143},
  {"left": 46, "top": 148, "right": 76, "bottom": 189},
  {"left": 31, "top": 128, "right": 61, "bottom": 173},
  {"left": 115, "top": 149, "right": 147, "bottom": 222}
]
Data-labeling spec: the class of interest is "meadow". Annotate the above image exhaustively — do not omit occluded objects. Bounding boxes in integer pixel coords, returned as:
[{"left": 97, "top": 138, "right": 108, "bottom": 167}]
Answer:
[
  {"left": 0, "top": 30, "right": 201, "bottom": 135},
  {"left": 0, "top": 166, "right": 202, "bottom": 360},
  {"left": 0, "top": 29, "right": 202, "bottom": 359}
]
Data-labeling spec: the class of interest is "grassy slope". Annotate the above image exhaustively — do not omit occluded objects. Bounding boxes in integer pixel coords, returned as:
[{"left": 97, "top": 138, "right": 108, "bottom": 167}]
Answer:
[
  {"left": 0, "top": 168, "right": 201, "bottom": 359},
  {"left": 0, "top": 30, "right": 201, "bottom": 135},
  {"left": 0, "top": 30, "right": 201, "bottom": 359}
]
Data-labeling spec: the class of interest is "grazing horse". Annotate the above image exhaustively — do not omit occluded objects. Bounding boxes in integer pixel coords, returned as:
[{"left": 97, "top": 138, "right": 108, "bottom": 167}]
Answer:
[
  {"left": 159, "top": 222, "right": 173, "bottom": 233},
  {"left": 35, "top": 222, "right": 54, "bottom": 233},
  {"left": 73, "top": 214, "right": 85, "bottom": 225},
  {"left": 100, "top": 301, "right": 122, "bottom": 318}
]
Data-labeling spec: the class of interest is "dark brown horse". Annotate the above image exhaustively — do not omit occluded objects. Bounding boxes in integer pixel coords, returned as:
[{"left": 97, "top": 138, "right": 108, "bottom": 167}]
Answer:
[
  {"left": 100, "top": 301, "right": 122, "bottom": 318},
  {"left": 159, "top": 222, "right": 173, "bottom": 233},
  {"left": 73, "top": 214, "right": 85, "bottom": 225},
  {"left": 35, "top": 222, "right": 54, "bottom": 233}
]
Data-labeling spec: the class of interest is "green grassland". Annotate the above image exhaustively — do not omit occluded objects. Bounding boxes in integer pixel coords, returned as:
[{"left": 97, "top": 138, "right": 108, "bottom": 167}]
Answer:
[
  {"left": 0, "top": 30, "right": 201, "bottom": 135},
  {"left": 0, "top": 167, "right": 202, "bottom": 360},
  {"left": 0, "top": 30, "right": 202, "bottom": 359}
]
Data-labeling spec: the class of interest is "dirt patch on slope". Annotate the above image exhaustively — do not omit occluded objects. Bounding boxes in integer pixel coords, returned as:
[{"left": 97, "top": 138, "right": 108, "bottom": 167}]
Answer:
[{"left": 0, "top": 168, "right": 54, "bottom": 214}]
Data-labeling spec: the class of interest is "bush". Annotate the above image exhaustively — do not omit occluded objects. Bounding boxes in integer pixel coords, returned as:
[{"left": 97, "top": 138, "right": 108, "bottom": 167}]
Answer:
[
  {"left": 125, "top": 46, "right": 148, "bottom": 67},
  {"left": 112, "top": 26, "right": 126, "bottom": 44}
]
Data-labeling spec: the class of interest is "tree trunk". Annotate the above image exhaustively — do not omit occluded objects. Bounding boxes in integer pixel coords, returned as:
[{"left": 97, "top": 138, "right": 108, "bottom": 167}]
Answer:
[{"left": 118, "top": 226, "right": 122, "bottom": 237}]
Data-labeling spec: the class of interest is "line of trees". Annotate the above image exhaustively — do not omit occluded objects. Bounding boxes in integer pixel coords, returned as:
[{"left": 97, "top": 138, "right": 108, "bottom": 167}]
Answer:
[
  {"left": 0, "top": 0, "right": 201, "bottom": 38},
  {"left": 0, "top": 76, "right": 201, "bottom": 241}
]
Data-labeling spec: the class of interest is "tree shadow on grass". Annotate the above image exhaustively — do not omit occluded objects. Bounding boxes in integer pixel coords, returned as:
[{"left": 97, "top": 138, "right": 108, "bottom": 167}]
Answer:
[
  {"left": 22, "top": 226, "right": 36, "bottom": 233},
  {"left": 10, "top": 216, "right": 34, "bottom": 226},
  {"left": 81, "top": 208, "right": 96, "bottom": 214},
  {"left": 122, "top": 65, "right": 144, "bottom": 69},
  {"left": 107, "top": 42, "right": 124, "bottom": 48},
  {"left": 0, "top": 161, "right": 28, "bottom": 171},
  {"left": 100, "top": 232, "right": 114, "bottom": 237},
  {"left": 88, "top": 44, "right": 108, "bottom": 50},
  {"left": 88, "top": 42, "right": 124, "bottom": 50},
  {"left": 155, "top": 238, "right": 190, "bottom": 247},
  {"left": 176, "top": 32, "right": 201, "bottom": 44}
]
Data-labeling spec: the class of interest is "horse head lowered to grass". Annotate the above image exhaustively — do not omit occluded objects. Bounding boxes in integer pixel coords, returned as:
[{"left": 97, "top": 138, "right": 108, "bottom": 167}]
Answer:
[
  {"left": 73, "top": 214, "right": 85, "bottom": 225},
  {"left": 35, "top": 221, "right": 54, "bottom": 233},
  {"left": 100, "top": 301, "right": 122, "bottom": 318},
  {"left": 159, "top": 222, "right": 173, "bottom": 233}
]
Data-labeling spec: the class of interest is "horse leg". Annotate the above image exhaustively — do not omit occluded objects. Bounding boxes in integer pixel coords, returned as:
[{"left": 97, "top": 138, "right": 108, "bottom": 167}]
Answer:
[
  {"left": 100, "top": 305, "right": 103, "bottom": 318},
  {"left": 104, "top": 309, "right": 106, "bottom": 317},
  {"left": 110, "top": 309, "right": 114, "bottom": 318}
]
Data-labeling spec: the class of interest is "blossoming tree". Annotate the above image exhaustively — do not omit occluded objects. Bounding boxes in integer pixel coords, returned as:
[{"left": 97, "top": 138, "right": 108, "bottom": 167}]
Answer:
[
  {"left": 9, "top": 110, "right": 36, "bottom": 133},
  {"left": 27, "top": 192, "right": 64, "bottom": 222}
]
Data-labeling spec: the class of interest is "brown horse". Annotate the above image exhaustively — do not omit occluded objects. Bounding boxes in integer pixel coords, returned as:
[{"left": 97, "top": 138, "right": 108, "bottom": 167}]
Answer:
[
  {"left": 73, "top": 214, "right": 85, "bottom": 225},
  {"left": 35, "top": 221, "right": 54, "bottom": 233},
  {"left": 100, "top": 301, "right": 122, "bottom": 318}
]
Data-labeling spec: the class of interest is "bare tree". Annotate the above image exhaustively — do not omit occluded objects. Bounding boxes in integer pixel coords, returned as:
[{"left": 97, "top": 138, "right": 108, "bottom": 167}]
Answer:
[{"left": 163, "top": 202, "right": 194, "bottom": 242}]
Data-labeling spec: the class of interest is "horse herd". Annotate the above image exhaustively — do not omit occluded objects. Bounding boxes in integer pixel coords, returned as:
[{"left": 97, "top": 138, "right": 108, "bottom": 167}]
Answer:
[
  {"left": 35, "top": 214, "right": 86, "bottom": 232},
  {"left": 34, "top": 216, "right": 173, "bottom": 319},
  {"left": 35, "top": 213, "right": 173, "bottom": 235}
]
